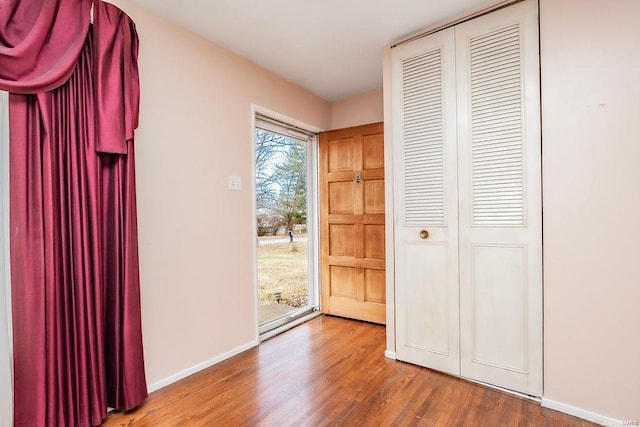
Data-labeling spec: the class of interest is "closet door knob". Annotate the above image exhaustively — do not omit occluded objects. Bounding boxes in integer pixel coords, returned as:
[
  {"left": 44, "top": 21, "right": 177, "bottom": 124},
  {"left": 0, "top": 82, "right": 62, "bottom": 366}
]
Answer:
[{"left": 419, "top": 230, "right": 429, "bottom": 239}]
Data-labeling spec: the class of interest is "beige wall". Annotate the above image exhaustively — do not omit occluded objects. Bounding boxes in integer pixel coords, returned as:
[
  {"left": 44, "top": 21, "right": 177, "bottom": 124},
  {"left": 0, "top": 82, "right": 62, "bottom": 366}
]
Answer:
[
  {"left": 540, "top": 0, "right": 640, "bottom": 420},
  {"left": 331, "top": 88, "right": 383, "bottom": 129},
  {"left": 108, "top": 0, "right": 331, "bottom": 387}
]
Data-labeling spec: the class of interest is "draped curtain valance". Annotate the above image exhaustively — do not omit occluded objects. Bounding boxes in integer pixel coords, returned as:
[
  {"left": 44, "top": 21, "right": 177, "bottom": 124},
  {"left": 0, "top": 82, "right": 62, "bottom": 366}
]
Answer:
[
  {"left": 0, "top": 0, "right": 91, "bottom": 94},
  {"left": 0, "top": 0, "right": 139, "bottom": 154}
]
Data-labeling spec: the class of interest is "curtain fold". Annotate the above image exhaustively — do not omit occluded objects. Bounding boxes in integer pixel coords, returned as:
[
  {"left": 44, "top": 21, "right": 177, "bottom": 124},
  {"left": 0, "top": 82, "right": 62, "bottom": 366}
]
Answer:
[
  {"left": 3, "top": 1, "right": 147, "bottom": 426},
  {"left": 93, "top": 3, "right": 140, "bottom": 154},
  {"left": 101, "top": 144, "right": 146, "bottom": 409},
  {"left": 0, "top": 0, "right": 91, "bottom": 94}
]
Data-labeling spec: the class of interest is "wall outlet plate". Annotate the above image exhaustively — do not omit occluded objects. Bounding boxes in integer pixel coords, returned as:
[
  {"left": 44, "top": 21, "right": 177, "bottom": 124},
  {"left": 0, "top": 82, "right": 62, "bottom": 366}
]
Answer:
[{"left": 228, "top": 175, "right": 242, "bottom": 191}]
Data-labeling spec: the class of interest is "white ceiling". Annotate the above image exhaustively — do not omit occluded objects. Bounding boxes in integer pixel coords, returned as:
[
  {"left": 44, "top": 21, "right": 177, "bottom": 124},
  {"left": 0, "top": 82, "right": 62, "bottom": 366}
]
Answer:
[{"left": 129, "top": 0, "right": 493, "bottom": 101}]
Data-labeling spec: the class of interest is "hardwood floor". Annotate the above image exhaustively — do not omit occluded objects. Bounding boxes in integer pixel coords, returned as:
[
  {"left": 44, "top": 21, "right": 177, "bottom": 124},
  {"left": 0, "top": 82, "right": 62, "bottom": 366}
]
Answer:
[{"left": 103, "top": 316, "right": 594, "bottom": 426}]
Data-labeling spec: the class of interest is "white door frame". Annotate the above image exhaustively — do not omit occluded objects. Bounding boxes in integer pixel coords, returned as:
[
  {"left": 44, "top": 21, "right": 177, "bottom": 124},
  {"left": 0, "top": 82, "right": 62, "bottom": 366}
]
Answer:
[
  {"left": 250, "top": 105, "right": 324, "bottom": 340},
  {"left": 0, "top": 90, "right": 14, "bottom": 427}
]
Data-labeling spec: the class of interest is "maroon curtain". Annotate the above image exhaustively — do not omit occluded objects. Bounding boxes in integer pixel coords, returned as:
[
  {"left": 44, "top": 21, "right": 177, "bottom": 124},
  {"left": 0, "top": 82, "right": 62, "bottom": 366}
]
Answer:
[
  {"left": 0, "top": 0, "right": 91, "bottom": 94},
  {"left": 2, "top": 1, "right": 147, "bottom": 425}
]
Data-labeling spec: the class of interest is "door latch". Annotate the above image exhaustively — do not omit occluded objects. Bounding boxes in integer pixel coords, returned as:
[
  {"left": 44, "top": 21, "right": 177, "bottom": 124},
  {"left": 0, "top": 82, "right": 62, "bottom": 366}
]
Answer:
[{"left": 355, "top": 171, "right": 362, "bottom": 184}]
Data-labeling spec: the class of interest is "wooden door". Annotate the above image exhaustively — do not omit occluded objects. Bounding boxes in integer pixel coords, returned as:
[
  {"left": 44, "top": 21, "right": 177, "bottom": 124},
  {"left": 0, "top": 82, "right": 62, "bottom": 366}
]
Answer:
[{"left": 319, "top": 123, "right": 385, "bottom": 324}]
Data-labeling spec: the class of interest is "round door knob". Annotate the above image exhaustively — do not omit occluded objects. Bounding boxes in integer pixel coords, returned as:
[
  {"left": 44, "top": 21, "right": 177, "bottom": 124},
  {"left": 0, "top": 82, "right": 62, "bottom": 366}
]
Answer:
[{"left": 419, "top": 230, "right": 429, "bottom": 239}]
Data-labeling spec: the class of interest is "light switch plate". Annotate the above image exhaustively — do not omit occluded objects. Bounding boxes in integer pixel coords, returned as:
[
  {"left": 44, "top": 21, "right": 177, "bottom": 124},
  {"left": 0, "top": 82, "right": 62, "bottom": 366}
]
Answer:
[{"left": 228, "top": 175, "right": 242, "bottom": 191}]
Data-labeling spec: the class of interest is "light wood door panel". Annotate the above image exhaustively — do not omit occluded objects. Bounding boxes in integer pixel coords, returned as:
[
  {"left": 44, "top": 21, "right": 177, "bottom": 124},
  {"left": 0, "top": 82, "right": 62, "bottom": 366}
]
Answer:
[{"left": 320, "top": 122, "right": 385, "bottom": 324}]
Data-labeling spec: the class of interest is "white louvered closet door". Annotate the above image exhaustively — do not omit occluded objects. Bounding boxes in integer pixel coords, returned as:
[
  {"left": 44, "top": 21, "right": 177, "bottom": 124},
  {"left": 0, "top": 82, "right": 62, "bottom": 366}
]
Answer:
[
  {"left": 392, "top": 0, "right": 541, "bottom": 396},
  {"left": 456, "top": 0, "right": 542, "bottom": 395},
  {"left": 392, "top": 28, "right": 461, "bottom": 375}
]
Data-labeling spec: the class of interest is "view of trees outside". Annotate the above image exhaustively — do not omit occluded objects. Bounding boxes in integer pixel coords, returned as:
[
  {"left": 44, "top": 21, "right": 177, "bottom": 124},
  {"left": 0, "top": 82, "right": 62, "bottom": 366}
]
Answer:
[
  {"left": 255, "top": 129, "right": 307, "bottom": 235},
  {"left": 255, "top": 128, "right": 310, "bottom": 324}
]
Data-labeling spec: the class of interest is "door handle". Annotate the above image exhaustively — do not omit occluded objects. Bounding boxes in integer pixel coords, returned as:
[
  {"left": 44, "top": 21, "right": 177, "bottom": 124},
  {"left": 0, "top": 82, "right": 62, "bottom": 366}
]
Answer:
[{"left": 419, "top": 230, "right": 429, "bottom": 239}]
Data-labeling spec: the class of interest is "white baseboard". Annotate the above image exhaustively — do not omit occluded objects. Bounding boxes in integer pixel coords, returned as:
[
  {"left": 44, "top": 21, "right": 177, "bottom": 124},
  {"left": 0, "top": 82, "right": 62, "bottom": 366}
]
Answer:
[
  {"left": 541, "top": 398, "right": 625, "bottom": 427},
  {"left": 384, "top": 350, "right": 396, "bottom": 359},
  {"left": 148, "top": 340, "right": 259, "bottom": 393}
]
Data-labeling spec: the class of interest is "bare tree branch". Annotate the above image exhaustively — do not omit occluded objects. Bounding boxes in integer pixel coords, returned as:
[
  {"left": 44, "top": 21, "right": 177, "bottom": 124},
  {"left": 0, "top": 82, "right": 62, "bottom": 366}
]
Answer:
[{"left": 255, "top": 129, "right": 307, "bottom": 234}]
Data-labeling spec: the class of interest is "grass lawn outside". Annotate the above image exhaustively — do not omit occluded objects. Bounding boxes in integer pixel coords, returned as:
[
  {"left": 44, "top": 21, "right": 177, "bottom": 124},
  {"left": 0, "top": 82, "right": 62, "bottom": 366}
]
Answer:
[{"left": 257, "top": 239, "right": 308, "bottom": 308}]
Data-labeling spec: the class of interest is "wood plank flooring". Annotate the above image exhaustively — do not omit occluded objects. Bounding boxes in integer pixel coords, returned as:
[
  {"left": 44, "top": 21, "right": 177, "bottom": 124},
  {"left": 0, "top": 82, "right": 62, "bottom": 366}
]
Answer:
[{"left": 103, "top": 315, "right": 595, "bottom": 426}]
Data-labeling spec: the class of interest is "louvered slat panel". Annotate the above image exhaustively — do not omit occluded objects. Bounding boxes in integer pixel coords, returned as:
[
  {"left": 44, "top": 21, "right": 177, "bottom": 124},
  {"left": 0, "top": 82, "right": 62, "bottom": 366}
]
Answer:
[
  {"left": 403, "top": 50, "right": 445, "bottom": 225},
  {"left": 470, "top": 23, "right": 525, "bottom": 226}
]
